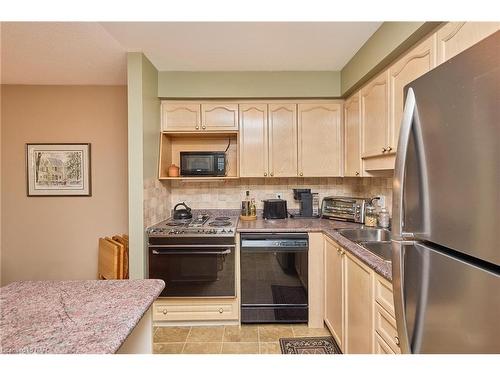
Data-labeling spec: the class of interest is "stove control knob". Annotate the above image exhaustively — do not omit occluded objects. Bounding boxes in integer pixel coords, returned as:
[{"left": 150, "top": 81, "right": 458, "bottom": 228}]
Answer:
[
  {"left": 221, "top": 229, "right": 226, "bottom": 233},
  {"left": 228, "top": 229, "right": 233, "bottom": 233}
]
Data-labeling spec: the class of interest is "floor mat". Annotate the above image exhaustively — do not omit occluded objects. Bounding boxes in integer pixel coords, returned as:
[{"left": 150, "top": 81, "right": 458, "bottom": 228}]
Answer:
[{"left": 279, "top": 336, "right": 342, "bottom": 354}]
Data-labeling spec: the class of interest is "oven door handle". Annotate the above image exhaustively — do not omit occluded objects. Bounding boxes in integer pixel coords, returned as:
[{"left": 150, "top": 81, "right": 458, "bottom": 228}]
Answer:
[
  {"left": 149, "top": 244, "right": 235, "bottom": 248},
  {"left": 151, "top": 249, "right": 232, "bottom": 255}
]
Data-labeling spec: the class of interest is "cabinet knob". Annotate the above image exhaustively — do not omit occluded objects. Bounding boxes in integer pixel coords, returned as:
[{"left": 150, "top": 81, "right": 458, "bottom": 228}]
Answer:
[
  {"left": 195, "top": 126, "right": 200, "bottom": 130},
  {"left": 395, "top": 336, "right": 400, "bottom": 346},
  {"left": 264, "top": 172, "right": 267, "bottom": 177},
  {"left": 270, "top": 172, "right": 274, "bottom": 177},
  {"left": 382, "top": 147, "right": 387, "bottom": 153},
  {"left": 336, "top": 248, "right": 341, "bottom": 254},
  {"left": 355, "top": 171, "right": 360, "bottom": 176},
  {"left": 387, "top": 146, "right": 393, "bottom": 152},
  {"left": 340, "top": 249, "right": 345, "bottom": 256},
  {"left": 218, "top": 308, "right": 224, "bottom": 314},
  {"left": 202, "top": 126, "right": 206, "bottom": 130},
  {"left": 162, "top": 309, "right": 168, "bottom": 315},
  {"left": 299, "top": 172, "right": 303, "bottom": 176}
]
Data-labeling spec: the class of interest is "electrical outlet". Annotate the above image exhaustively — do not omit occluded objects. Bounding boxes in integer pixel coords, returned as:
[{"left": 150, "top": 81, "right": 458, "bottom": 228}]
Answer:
[{"left": 275, "top": 192, "right": 283, "bottom": 199}]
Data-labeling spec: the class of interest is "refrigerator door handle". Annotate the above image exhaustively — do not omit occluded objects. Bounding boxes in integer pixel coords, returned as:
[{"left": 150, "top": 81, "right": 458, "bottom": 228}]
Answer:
[
  {"left": 392, "top": 88, "right": 416, "bottom": 240},
  {"left": 392, "top": 240, "right": 411, "bottom": 353}
]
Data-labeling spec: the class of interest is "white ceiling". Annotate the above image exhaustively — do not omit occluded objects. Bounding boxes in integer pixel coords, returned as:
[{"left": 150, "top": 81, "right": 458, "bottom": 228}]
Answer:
[
  {"left": 102, "top": 22, "right": 382, "bottom": 71},
  {"left": 1, "top": 22, "right": 381, "bottom": 85}
]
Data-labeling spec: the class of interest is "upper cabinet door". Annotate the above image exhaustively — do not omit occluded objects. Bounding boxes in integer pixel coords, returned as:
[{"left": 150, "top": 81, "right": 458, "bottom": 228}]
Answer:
[
  {"left": 344, "top": 93, "right": 361, "bottom": 177},
  {"left": 388, "top": 34, "right": 437, "bottom": 149},
  {"left": 239, "top": 104, "right": 268, "bottom": 178},
  {"left": 297, "top": 103, "right": 342, "bottom": 177},
  {"left": 201, "top": 103, "right": 239, "bottom": 131},
  {"left": 268, "top": 104, "right": 298, "bottom": 177},
  {"left": 161, "top": 102, "right": 201, "bottom": 131},
  {"left": 436, "top": 22, "right": 500, "bottom": 65},
  {"left": 361, "top": 71, "right": 389, "bottom": 158}
]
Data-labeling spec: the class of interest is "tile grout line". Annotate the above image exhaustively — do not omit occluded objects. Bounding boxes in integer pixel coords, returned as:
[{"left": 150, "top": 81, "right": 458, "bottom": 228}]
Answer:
[{"left": 181, "top": 326, "right": 192, "bottom": 354}]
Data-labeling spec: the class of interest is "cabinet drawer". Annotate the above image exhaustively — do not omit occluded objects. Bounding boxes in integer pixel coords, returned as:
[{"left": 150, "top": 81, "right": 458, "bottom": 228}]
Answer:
[
  {"left": 374, "top": 332, "right": 396, "bottom": 354},
  {"left": 374, "top": 302, "right": 401, "bottom": 353},
  {"left": 153, "top": 299, "right": 238, "bottom": 322},
  {"left": 374, "top": 274, "right": 395, "bottom": 318}
]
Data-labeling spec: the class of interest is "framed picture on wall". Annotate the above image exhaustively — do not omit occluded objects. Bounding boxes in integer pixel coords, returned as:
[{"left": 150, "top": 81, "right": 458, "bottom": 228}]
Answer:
[{"left": 26, "top": 143, "right": 91, "bottom": 196}]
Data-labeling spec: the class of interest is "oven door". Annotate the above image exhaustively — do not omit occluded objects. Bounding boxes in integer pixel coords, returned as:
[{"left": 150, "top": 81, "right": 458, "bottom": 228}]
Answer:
[{"left": 149, "top": 244, "right": 235, "bottom": 297}]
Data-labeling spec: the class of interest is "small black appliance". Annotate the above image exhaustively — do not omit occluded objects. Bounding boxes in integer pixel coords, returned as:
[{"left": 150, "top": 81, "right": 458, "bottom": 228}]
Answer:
[{"left": 262, "top": 199, "right": 287, "bottom": 219}]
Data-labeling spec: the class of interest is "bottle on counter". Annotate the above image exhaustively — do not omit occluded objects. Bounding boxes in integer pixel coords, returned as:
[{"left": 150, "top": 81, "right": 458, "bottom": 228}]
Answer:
[
  {"left": 365, "top": 205, "right": 378, "bottom": 227},
  {"left": 250, "top": 198, "right": 256, "bottom": 216},
  {"left": 378, "top": 207, "right": 390, "bottom": 228},
  {"left": 241, "top": 190, "right": 251, "bottom": 216}
]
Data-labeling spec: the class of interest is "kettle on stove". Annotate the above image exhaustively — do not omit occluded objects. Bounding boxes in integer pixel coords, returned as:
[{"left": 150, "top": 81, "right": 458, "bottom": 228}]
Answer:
[{"left": 173, "top": 202, "right": 192, "bottom": 220}]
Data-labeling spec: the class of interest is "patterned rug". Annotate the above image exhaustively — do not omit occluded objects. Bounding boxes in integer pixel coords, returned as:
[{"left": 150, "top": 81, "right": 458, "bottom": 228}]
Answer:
[{"left": 279, "top": 336, "right": 342, "bottom": 354}]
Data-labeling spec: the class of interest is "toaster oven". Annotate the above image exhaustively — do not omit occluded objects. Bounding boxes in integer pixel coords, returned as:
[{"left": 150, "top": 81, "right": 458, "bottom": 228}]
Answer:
[{"left": 321, "top": 196, "right": 369, "bottom": 223}]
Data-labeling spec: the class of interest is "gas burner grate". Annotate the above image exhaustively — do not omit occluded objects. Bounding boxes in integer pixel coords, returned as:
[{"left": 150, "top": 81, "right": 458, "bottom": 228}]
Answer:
[
  {"left": 208, "top": 221, "right": 231, "bottom": 227},
  {"left": 214, "top": 216, "right": 231, "bottom": 221}
]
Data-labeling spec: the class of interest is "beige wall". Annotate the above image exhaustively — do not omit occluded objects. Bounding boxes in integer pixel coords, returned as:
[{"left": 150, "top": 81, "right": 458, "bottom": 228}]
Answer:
[
  {"left": 158, "top": 71, "right": 341, "bottom": 98},
  {"left": 1, "top": 85, "right": 128, "bottom": 285}
]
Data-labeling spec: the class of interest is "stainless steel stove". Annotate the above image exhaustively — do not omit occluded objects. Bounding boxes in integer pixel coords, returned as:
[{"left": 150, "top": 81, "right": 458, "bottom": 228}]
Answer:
[
  {"left": 147, "top": 213, "right": 237, "bottom": 298},
  {"left": 148, "top": 214, "right": 237, "bottom": 237}
]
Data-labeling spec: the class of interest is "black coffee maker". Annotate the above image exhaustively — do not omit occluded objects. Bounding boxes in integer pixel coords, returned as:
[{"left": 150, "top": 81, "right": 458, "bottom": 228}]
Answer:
[{"left": 293, "top": 189, "right": 320, "bottom": 217}]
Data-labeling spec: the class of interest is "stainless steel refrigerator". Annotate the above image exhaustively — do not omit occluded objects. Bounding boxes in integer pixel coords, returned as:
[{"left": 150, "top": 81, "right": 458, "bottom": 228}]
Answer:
[{"left": 392, "top": 31, "right": 500, "bottom": 354}]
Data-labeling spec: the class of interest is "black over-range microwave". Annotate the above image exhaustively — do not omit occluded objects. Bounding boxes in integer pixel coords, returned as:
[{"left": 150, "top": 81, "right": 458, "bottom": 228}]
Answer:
[{"left": 180, "top": 151, "right": 226, "bottom": 176}]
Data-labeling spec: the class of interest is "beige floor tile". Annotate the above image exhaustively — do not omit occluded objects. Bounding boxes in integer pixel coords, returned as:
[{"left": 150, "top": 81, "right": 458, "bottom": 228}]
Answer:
[
  {"left": 292, "top": 326, "right": 332, "bottom": 338},
  {"left": 182, "top": 342, "right": 222, "bottom": 354},
  {"left": 153, "top": 343, "right": 185, "bottom": 354},
  {"left": 258, "top": 325, "right": 294, "bottom": 342},
  {"left": 221, "top": 342, "right": 260, "bottom": 354},
  {"left": 223, "top": 325, "right": 259, "bottom": 342},
  {"left": 154, "top": 327, "right": 191, "bottom": 343},
  {"left": 259, "top": 342, "right": 282, "bottom": 354},
  {"left": 186, "top": 326, "right": 224, "bottom": 342}
]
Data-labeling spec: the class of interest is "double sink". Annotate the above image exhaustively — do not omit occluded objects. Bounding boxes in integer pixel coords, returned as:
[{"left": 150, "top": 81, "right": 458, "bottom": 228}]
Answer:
[{"left": 336, "top": 228, "right": 392, "bottom": 262}]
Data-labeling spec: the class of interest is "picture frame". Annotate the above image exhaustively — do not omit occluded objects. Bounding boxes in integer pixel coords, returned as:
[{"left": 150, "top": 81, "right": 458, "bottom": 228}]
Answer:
[{"left": 26, "top": 143, "right": 92, "bottom": 196}]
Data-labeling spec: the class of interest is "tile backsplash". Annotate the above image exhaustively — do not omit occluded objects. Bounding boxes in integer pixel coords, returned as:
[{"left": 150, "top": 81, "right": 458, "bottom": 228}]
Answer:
[
  {"left": 168, "top": 177, "right": 393, "bottom": 213},
  {"left": 144, "top": 178, "right": 171, "bottom": 227}
]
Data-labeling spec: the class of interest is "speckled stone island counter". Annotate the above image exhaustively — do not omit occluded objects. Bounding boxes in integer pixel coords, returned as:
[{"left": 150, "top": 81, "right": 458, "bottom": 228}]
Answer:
[
  {"left": 0, "top": 279, "right": 165, "bottom": 354},
  {"left": 237, "top": 217, "right": 393, "bottom": 281}
]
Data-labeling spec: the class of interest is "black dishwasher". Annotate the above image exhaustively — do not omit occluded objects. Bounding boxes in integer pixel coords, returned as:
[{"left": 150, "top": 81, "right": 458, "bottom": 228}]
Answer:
[{"left": 240, "top": 233, "right": 308, "bottom": 323}]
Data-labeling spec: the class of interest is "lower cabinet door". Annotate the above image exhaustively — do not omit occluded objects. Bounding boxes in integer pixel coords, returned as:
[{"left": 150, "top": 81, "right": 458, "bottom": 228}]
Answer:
[
  {"left": 324, "top": 238, "right": 344, "bottom": 350},
  {"left": 344, "top": 252, "right": 374, "bottom": 353}
]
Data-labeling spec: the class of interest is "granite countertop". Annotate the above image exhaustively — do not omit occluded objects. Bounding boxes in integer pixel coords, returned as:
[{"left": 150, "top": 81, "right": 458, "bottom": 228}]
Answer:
[
  {"left": 237, "top": 217, "right": 393, "bottom": 281},
  {"left": 0, "top": 279, "right": 165, "bottom": 354}
]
